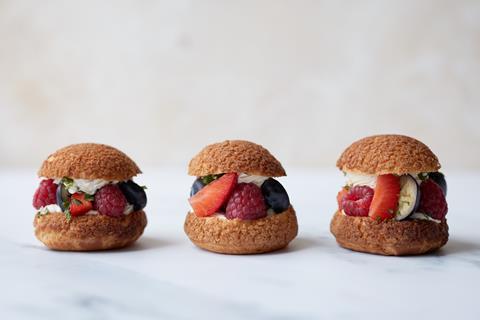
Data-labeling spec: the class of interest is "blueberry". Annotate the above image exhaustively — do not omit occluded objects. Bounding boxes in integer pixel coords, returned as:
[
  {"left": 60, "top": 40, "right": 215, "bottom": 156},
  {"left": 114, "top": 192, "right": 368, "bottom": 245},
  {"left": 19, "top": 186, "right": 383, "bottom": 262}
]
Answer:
[
  {"left": 261, "top": 178, "right": 290, "bottom": 213},
  {"left": 56, "top": 183, "right": 69, "bottom": 210},
  {"left": 429, "top": 172, "right": 447, "bottom": 196},
  {"left": 118, "top": 180, "right": 147, "bottom": 211},
  {"left": 190, "top": 178, "right": 205, "bottom": 197}
]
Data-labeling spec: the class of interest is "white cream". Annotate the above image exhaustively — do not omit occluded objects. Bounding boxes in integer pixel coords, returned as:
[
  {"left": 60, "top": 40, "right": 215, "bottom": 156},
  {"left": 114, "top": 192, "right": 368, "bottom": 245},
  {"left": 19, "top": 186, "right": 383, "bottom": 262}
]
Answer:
[
  {"left": 123, "top": 204, "right": 134, "bottom": 215},
  {"left": 37, "top": 204, "right": 62, "bottom": 215},
  {"left": 38, "top": 206, "right": 134, "bottom": 216},
  {"left": 210, "top": 212, "right": 227, "bottom": 220},
  {"left": 409, "top": 212, "right": 441, "bottom": 223},
  {"left": 65, "top": 179, "right": 111, "bottom": 195},
  {"left": 345, "top": 172, "right": 377, "bottom": 188},
  {"left": 78, "top": 205, "right": 134, "bottom": 216},
  {"left": 345, "top": 172, "right": 423, "bottom": 188},
  {"left": 238, "top": 173, "right": 269, "bottom": 187},
  {"left": 193, "top": 209, "right": 275, "bottom": 220}
]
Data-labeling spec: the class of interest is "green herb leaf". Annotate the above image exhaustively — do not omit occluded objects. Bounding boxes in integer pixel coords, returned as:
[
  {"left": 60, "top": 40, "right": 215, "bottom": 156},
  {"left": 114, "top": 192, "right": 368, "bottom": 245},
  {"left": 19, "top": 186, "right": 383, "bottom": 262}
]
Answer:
[
  {"left": 418, "top": 173, "right": 429, "bottom": 181},
  {"left": 64, "top": 209, "right": 71, "bottom": 222},
  {"left": 72, "top": 198, "right": 82, "bottom": 205},
  {"left": 61, "top": 177, "right": 75, "bottom": 189},
  {"left": 201, "top": 174, "right": 222, "bottom": 185},
  {"left": 63, "top": 199, "right": 70, "bottom": 210},
  {"left": 141, "top": 185, "right": 148, "bottom": 190},
  {"left": 84, "top": 193, "right": 94, "bottom": 201}
]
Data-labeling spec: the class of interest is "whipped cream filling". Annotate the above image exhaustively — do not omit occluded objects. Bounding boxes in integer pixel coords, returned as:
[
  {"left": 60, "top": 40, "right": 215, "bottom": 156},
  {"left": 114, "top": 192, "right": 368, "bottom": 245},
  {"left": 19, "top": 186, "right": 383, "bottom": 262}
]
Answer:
[
  {"left": 344, "top": 172, "right": 424, "bottom": 188},
  {"left": 193, "top": 208, "right": 276, "bottom": 220},
  {"left": 343, "top": 172, "right": 440, "bottom": 223},
  {"left": 409, "top": 212, "right": 441, "bottom": 223},
  {"left": 37, "top": 204, "right": 62, "bottom": 215},
  {"left": 53, "top": 178, "right": 113, "bottom": 195},
  {"left": 237, "top": 173, "right": 269, "bottom": 187},
  {"left": 38, "top": 204, "right": 134, "bottom": 216},
  {"left": 345, "top": 172, "right": 377, "bottom": 188}
]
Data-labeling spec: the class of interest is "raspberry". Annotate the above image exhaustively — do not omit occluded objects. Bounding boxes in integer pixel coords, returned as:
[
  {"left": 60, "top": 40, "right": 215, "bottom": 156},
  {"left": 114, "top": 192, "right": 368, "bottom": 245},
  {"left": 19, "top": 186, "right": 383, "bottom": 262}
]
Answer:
[
  {"left": 93, "top": 184, "right": 127, "bottom": 217},
  {"left": 342, "top": 186, "right": 374, "bottom": 217},
  {"left": 418, "top": 179, "right": 448, "bottom": 220},
  {"left": 226, "top": 183, "right": 267, "bottom": 220},
  {"left": 33, "top": 179, "right": 58, "bottom": 209}
]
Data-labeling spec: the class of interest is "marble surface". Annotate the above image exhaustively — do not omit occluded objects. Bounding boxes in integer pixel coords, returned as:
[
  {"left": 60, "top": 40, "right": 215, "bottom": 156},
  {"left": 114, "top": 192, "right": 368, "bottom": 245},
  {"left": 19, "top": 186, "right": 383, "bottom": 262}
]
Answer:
[{"left": 1, "top": 168, "right": 479, "bottom": 319}]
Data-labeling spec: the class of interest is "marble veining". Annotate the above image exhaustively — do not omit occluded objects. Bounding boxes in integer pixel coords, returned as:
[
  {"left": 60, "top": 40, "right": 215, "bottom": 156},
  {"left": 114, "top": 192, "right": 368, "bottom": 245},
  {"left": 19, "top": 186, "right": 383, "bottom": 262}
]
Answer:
[{"left": 0, "top": 169, "right": 479, "bottom": 319}]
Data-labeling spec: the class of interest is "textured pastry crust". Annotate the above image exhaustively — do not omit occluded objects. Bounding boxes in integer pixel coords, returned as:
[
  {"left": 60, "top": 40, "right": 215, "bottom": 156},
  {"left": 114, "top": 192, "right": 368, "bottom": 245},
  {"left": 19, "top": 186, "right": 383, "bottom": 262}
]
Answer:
[
  {"left": 337, "top": 135, "right": 440, "bottom": 175},
  {"left": 188, "top": 140, "right": 286, "bottom": 177},
  {"left": 34, "top": 211, "right": 147, "bottom": 251},
  {"left": 184, "top": 206, "right": 298, "bottom": 254},
  {"left": 38, "top": 143, "right": 141, "bottom": 180},
  {"left": 330, "top": 211, "right": 448, "bottom": 256}
]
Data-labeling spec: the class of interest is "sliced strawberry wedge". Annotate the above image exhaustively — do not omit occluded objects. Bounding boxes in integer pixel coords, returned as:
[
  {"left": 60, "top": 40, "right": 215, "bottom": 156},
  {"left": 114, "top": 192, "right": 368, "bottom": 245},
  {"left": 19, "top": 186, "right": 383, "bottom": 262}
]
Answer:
[
  {"left": 70, "top": 193, "right": 93, "bottom": 216},
  {"left": 189, "top": 173, "right": 238, "bottom": 217},
  {"left": 369, "top": 174, "right": 400, "bottom": 220}
]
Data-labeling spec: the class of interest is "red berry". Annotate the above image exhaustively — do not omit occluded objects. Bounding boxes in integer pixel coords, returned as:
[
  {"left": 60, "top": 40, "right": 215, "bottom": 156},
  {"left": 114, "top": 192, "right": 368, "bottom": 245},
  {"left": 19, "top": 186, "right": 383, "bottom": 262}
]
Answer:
[
  {"left": 189, "top": 173, "right": 237, "bottom": 217},
  {"left": 336, "top": 187, "right": 349, "bottom": 210},
  {"left": 94, "top": 184, "right": 127, "bottom": 217},
  {"left": 342, "top": 186, "right": 373, "bottom": 217},
  {"left": 369, "top": 174, "right": 400, "bottom": 220},
  {"left": 418, "top": 179, "right": 448, "bottom": 220},
  {"left": 226, "top": 183, "right": 267, "bottom": 220},
  {"left": 33, "top": 179, "right": 58, "bottom": 209},
  {"left": 70, "top": 193, "right": 93, "bottom": 216}
]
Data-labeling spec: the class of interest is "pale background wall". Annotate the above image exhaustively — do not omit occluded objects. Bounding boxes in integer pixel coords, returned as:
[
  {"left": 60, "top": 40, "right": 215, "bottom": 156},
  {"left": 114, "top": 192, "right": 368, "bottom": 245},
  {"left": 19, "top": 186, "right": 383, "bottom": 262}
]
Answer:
[{"left": 0, "top": 0, "right": 479, "bottom": 170}]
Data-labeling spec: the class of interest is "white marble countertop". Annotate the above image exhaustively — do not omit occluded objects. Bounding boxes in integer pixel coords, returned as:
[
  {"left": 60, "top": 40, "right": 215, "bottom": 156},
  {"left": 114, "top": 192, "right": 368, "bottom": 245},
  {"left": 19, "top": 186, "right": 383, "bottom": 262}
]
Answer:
[{"left": 1, "top": 168, "right": 479, "bottom": 319}]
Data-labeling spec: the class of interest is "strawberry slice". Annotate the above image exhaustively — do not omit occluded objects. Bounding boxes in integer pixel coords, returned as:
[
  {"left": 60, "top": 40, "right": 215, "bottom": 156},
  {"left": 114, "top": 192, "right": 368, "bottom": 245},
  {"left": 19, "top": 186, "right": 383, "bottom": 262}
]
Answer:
[
  {"left": 189, "top": 173, "right": 238, "bottom": 217},
  {"left": 336, "top": 187, "right": 349, "bottom": 210},
  {"left": 369, "top": 174, "right": 400, "bottom": 220},
  {"left": 69, "top": 193, "right": 93, "bottom": 216}
]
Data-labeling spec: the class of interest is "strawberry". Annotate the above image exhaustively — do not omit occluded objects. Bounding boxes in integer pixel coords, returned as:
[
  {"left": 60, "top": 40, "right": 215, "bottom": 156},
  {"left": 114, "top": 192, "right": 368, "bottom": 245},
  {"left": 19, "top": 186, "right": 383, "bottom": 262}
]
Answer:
[
  {"left": 189, "top": 173, "right": 238, "bottom": 217},
  {"left": 336, "top": 187, "right": 349, "bottom": 210},
  {"left": 69, "top": 193, "right": 93, "bottom": 216},
  {"left": 369, "top": 174, "right": 400, "bottom": 220}
]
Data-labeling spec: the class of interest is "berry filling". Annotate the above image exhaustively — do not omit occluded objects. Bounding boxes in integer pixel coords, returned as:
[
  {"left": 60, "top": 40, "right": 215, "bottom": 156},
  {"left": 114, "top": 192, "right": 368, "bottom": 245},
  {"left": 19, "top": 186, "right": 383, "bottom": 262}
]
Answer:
[
  {"left": 418, "top": 179, "right": 448, "bottom": 220},
  {"left": 336, "top": 172, "right": 448, "bottom": 222},
  {"left": 341, "top": 186, "right": 373, "bottom": 217},
  {"left": 188, "top": 172, "right": 290, "bottom": 220},
  {"left": 33, "top": 177, "right": 147, "bottom": 221}
]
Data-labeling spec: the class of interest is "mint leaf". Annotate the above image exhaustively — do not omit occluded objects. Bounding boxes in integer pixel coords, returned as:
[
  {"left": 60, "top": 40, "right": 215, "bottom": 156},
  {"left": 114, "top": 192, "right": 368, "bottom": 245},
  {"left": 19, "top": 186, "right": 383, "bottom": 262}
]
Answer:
[
  {"left": 418, "top": 173, "right": 429, "bottom": 181},
  {"left": 64, "top": 209, "right": 71, "bottom": 222},
  {"left": 61, "top": 177, "right": 75, "bottom": 189},
  {"left": 201, "top": 174, "right": 222, "bottom": 185}
]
